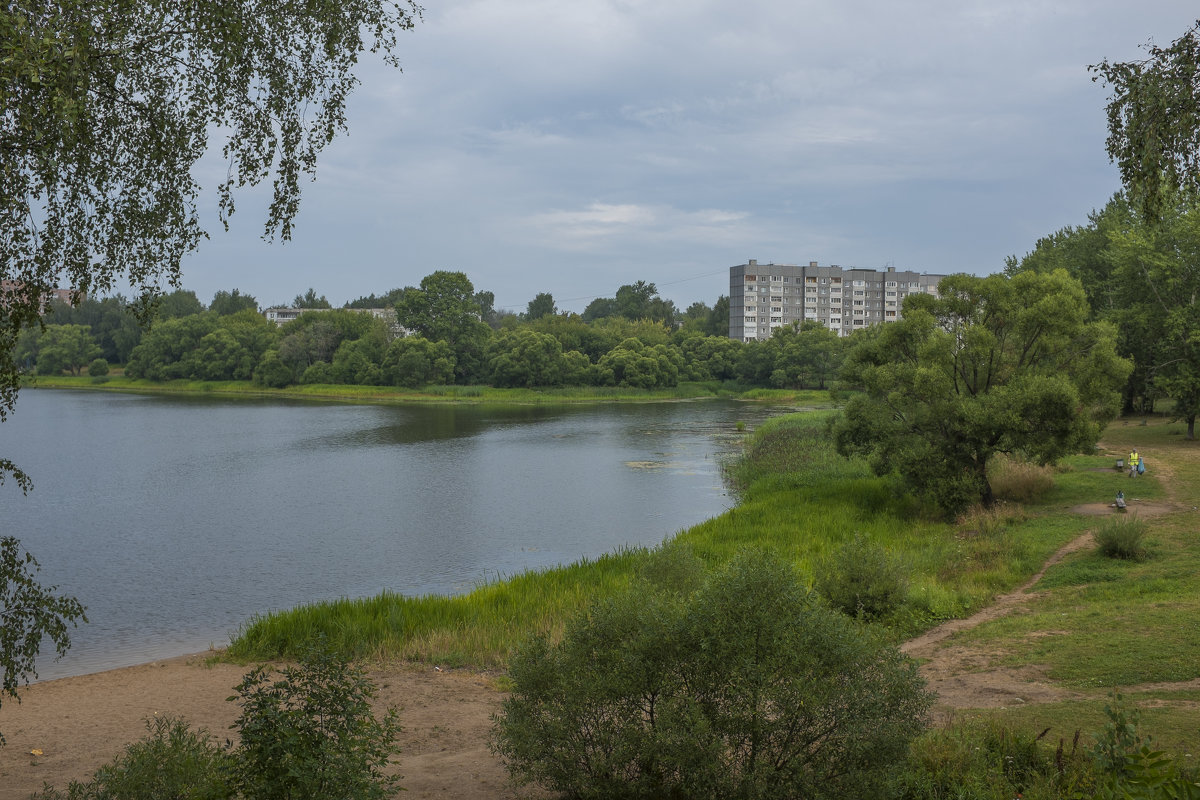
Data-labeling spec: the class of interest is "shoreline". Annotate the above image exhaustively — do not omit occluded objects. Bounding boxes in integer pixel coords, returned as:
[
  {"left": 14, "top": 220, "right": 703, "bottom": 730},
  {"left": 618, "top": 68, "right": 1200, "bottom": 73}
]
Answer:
[{"left": 20, "top": 375, "right": 825, "bottom": 407}]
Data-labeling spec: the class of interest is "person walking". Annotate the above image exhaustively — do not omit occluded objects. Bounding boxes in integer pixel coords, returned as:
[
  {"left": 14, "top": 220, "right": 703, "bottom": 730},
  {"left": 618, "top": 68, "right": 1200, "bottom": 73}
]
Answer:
[{"left": 1128, "top": 448, "right": 1140, "bottom": 477}]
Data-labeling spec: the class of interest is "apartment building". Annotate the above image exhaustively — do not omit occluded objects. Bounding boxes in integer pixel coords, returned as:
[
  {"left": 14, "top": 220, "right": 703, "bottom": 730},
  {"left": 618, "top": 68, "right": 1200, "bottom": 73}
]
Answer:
[{"left": 728, "top": 260, "right": 945, "bottom": 341}]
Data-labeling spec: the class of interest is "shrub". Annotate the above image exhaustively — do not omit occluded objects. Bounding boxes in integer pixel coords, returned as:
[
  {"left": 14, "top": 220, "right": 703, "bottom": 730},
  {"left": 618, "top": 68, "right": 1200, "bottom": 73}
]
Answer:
[
  {"left": 814, "top": 532, "right": 910, "bottom": 620},
  {"left": 229, "top": 642, "right": 402, "bottom": 800},
  {"left": 31, "top": 715, "right": 232, "bottom": 800},
  {"left": 492, "top": 549, "right": 932, "bottom": 800},
  {"left": 1094, "top": 516, "right": 1148, "bottom": 560},
  {"left": 87, "top": 358, "right": 109, "bottom": 377}
]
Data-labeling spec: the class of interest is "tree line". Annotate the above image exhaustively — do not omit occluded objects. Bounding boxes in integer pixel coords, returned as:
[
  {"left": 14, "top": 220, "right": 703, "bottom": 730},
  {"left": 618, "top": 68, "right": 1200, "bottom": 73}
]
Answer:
[{"left": 15, "top": 271, "right": 847, "bottom": 392}]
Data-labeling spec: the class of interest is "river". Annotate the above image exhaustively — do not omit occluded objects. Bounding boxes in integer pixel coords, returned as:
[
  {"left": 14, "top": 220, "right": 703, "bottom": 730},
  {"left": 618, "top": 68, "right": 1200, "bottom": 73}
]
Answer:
[{"left": 1, "top": 389, "right": 777, "bottom": 680}]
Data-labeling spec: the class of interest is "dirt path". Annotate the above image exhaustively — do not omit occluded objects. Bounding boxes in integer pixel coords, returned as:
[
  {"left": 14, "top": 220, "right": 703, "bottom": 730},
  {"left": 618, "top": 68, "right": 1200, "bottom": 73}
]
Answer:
[
  {"left": 900, "top": 440, "right": 1185, "bottom": 712},
  {"left": 900, "top": 531, "right": 1096, "bottom": 709}
]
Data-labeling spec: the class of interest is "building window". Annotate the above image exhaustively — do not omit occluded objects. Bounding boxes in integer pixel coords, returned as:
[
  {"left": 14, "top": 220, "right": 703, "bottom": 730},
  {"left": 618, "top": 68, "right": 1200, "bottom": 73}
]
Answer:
[{"left": 745, "top": 275, "right": 755, "bottom": 281}]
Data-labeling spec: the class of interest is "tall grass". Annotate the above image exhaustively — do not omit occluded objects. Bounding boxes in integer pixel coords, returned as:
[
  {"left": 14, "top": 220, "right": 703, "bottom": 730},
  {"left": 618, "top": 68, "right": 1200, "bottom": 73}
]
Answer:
[{"left": 24, "top": 376, "right": 735, "bottom": 404}]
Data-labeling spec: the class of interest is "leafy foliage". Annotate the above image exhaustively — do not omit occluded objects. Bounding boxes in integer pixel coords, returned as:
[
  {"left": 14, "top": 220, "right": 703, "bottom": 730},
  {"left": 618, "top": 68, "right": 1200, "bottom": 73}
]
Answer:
[
  {"left": 834, "top": 270, "right": 1130, "bottom": 513},
  {"left": 229, "top": 642, "right": 402, "bottom": 800},
  {"left": 493, "top": 548, "right": 932, "bottom": 800},
  {"left": 815, "top": 532, "right": 910, "bottom": 620},
  {"left": 1091, "top": 21, "right": 1200, "bottom": 222},
  {"left": 32, "top": 716, "right": 232, "bottom": 800},
  {"left": 0, "top": 536, "right": 87, "bottom": 744}
]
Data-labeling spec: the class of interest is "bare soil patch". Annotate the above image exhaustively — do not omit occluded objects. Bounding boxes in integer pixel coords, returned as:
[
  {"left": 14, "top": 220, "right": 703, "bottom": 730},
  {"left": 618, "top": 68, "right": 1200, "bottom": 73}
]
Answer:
[{"left": 0, "top": 656, "right": 545, "bottom": 800}]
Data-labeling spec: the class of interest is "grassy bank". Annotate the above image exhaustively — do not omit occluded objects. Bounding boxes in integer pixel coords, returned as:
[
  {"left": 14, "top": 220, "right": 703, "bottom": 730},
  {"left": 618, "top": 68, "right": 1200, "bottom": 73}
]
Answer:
[
  {"left": 21, "top": 374, "right": 832, "bottom": 406},
  {"left": 229, "top": 411, "right": 1112, "bottom": 664}
]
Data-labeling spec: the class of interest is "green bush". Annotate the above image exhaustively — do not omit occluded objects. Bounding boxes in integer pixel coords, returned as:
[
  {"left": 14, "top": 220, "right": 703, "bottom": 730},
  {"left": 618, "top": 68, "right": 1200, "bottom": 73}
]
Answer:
[
  {"left": 87, "top": 358, "right": 109, "bottom": 377},
  {"left": 492, "top": 548, "right": 932, "bottom": 800},
  {"left": 229, "top": 642, "right": 402, "bottom": 800},
  {"left": 814, "top": 532, "right": 910, "bottom": 620},
  {"left": 1094, "top": 516, "right": 1148, "bottom": 560},
  {"left": 32, "top": 715, "right": 231, "bottom": 800}
]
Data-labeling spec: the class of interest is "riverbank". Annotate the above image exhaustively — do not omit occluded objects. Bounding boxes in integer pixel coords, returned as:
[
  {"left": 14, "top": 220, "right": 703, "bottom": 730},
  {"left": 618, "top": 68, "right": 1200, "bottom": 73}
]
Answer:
[
  {"left": 8, "top": 413, "right": 1200, "bottom": 798},
  {"left": 22, "top": 374, "right": 827, "bottom": 406}
]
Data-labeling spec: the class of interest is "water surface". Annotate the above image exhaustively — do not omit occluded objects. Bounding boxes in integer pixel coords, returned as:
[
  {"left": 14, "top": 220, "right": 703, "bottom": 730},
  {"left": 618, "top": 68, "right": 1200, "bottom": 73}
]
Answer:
[{"left": 1, "top": 390, "right": 777, "bottom": 679}]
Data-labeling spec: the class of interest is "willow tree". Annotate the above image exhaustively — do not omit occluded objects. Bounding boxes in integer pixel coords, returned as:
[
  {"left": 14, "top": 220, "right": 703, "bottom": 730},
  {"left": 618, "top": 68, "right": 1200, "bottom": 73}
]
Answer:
[
  {"left": 1, "top": 0, "right": 421, "bottom": 487},
  {"left": 833, "top": 270, "right": 1130, "bottom": 513}
]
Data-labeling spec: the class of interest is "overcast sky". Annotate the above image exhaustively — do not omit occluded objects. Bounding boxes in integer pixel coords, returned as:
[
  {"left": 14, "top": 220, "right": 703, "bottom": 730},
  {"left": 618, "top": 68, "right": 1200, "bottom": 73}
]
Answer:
[{"left": 179, "top": 0, "right": 1199, "bottom": 315}]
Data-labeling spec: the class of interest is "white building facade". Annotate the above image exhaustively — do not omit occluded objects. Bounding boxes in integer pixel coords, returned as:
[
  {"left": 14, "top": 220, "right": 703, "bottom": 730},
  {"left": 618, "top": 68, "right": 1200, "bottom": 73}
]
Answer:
[{"left": 728, "top": 260, "right": 945, "bottom": 341}]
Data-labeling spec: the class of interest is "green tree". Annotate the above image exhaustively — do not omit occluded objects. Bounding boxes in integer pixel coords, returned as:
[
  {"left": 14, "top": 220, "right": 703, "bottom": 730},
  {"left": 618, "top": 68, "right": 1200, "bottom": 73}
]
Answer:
[
  {"left": 675, "top": 332, "right": 743, "bottom": 381},
  {"left": 833, "top": 270, "right": 1130, "bottom": 512},
  {"left": 394, "top": 271, "right": 482, "bottom": 343},
  {"left": 155, "top": 289, "right": 206, "bottom": 320},
  {"left": 210, "top": 289, "right": 259, "bottom": 316},
  {"left": 580, "top": 296, "right": 617, "bottom": 322},
  {"left": 488, "top": 328, "right": 564, "bottom": 387},
  {"left": 35, "top": 324, "right": 102, "bottom": 376},
  {"left": 125, "top": 314, "right": 219, "bottom": 380},
  {"left": 381, "top": 337, "right": 455, "bottom": 387},
  {"left": 706, "top": 294, "right": 730, "bottom": 337},
  {"left": 493, "top": 548, "right": 932, "bottom": 800},
  {"left": 592, "top": 338, "right": 681, "bottom": 389},
  {"left": 523, "top": 292, "right": 556, "bottom": 321},
  {"left": 394, "top": 271, "right": 492, "bottom": 382},
  {"left": 253, "top": 348, "right": 295, "bottom": 389},
  {"left": 45, "top": 294, "right": 144, "bottom": 364},
  {"left": 1, "top": 537, "right": 87, "bottom": 744},
  {"left": 1104, "top": 193, "right": 1200, "bottom": 436},
  {"left": 1091, "top": 20, "right": 1200, "bottom": 221},
  {"left": 229, "top": 643, "right": 402, "bottom": 800},
  {"left": 614, "top": 280, "right": 658, "bottom": 320},
  {"left": 293, "top": 288, "right": 332, "bottom": 309},
  {"left": 765, "top": 321, "right": 845, "bottom": 389}
]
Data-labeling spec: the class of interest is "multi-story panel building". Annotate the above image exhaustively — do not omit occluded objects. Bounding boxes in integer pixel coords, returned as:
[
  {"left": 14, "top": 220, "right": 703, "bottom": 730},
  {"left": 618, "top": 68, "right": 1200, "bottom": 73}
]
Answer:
[{"left": 728, "top": 260, "right": 945, "bottom": 341}]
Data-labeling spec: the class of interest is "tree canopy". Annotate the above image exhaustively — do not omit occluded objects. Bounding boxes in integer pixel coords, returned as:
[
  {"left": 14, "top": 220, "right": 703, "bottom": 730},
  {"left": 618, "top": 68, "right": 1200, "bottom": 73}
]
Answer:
[
  {"left": 0, "top": 0, "right": 421, "bottom": 485},
  {"left": 1091, "top": 20, "right": 1200, "bottom": 220},
  {"left": 833, "top": 271, "right": 1130, "bottom": 512}
]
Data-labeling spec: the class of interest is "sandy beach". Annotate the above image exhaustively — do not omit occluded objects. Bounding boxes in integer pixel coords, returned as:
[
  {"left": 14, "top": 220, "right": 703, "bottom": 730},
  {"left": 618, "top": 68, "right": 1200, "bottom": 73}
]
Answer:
[{"left": 0, "top": 653, "right": 546, "bottom": 800}]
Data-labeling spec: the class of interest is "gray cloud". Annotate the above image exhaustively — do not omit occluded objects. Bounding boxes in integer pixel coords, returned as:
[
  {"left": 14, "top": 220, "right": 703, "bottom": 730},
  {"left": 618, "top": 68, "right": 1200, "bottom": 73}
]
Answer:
[{"left": 179, "top": 0, "right": 1199, "bottom": 313}]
